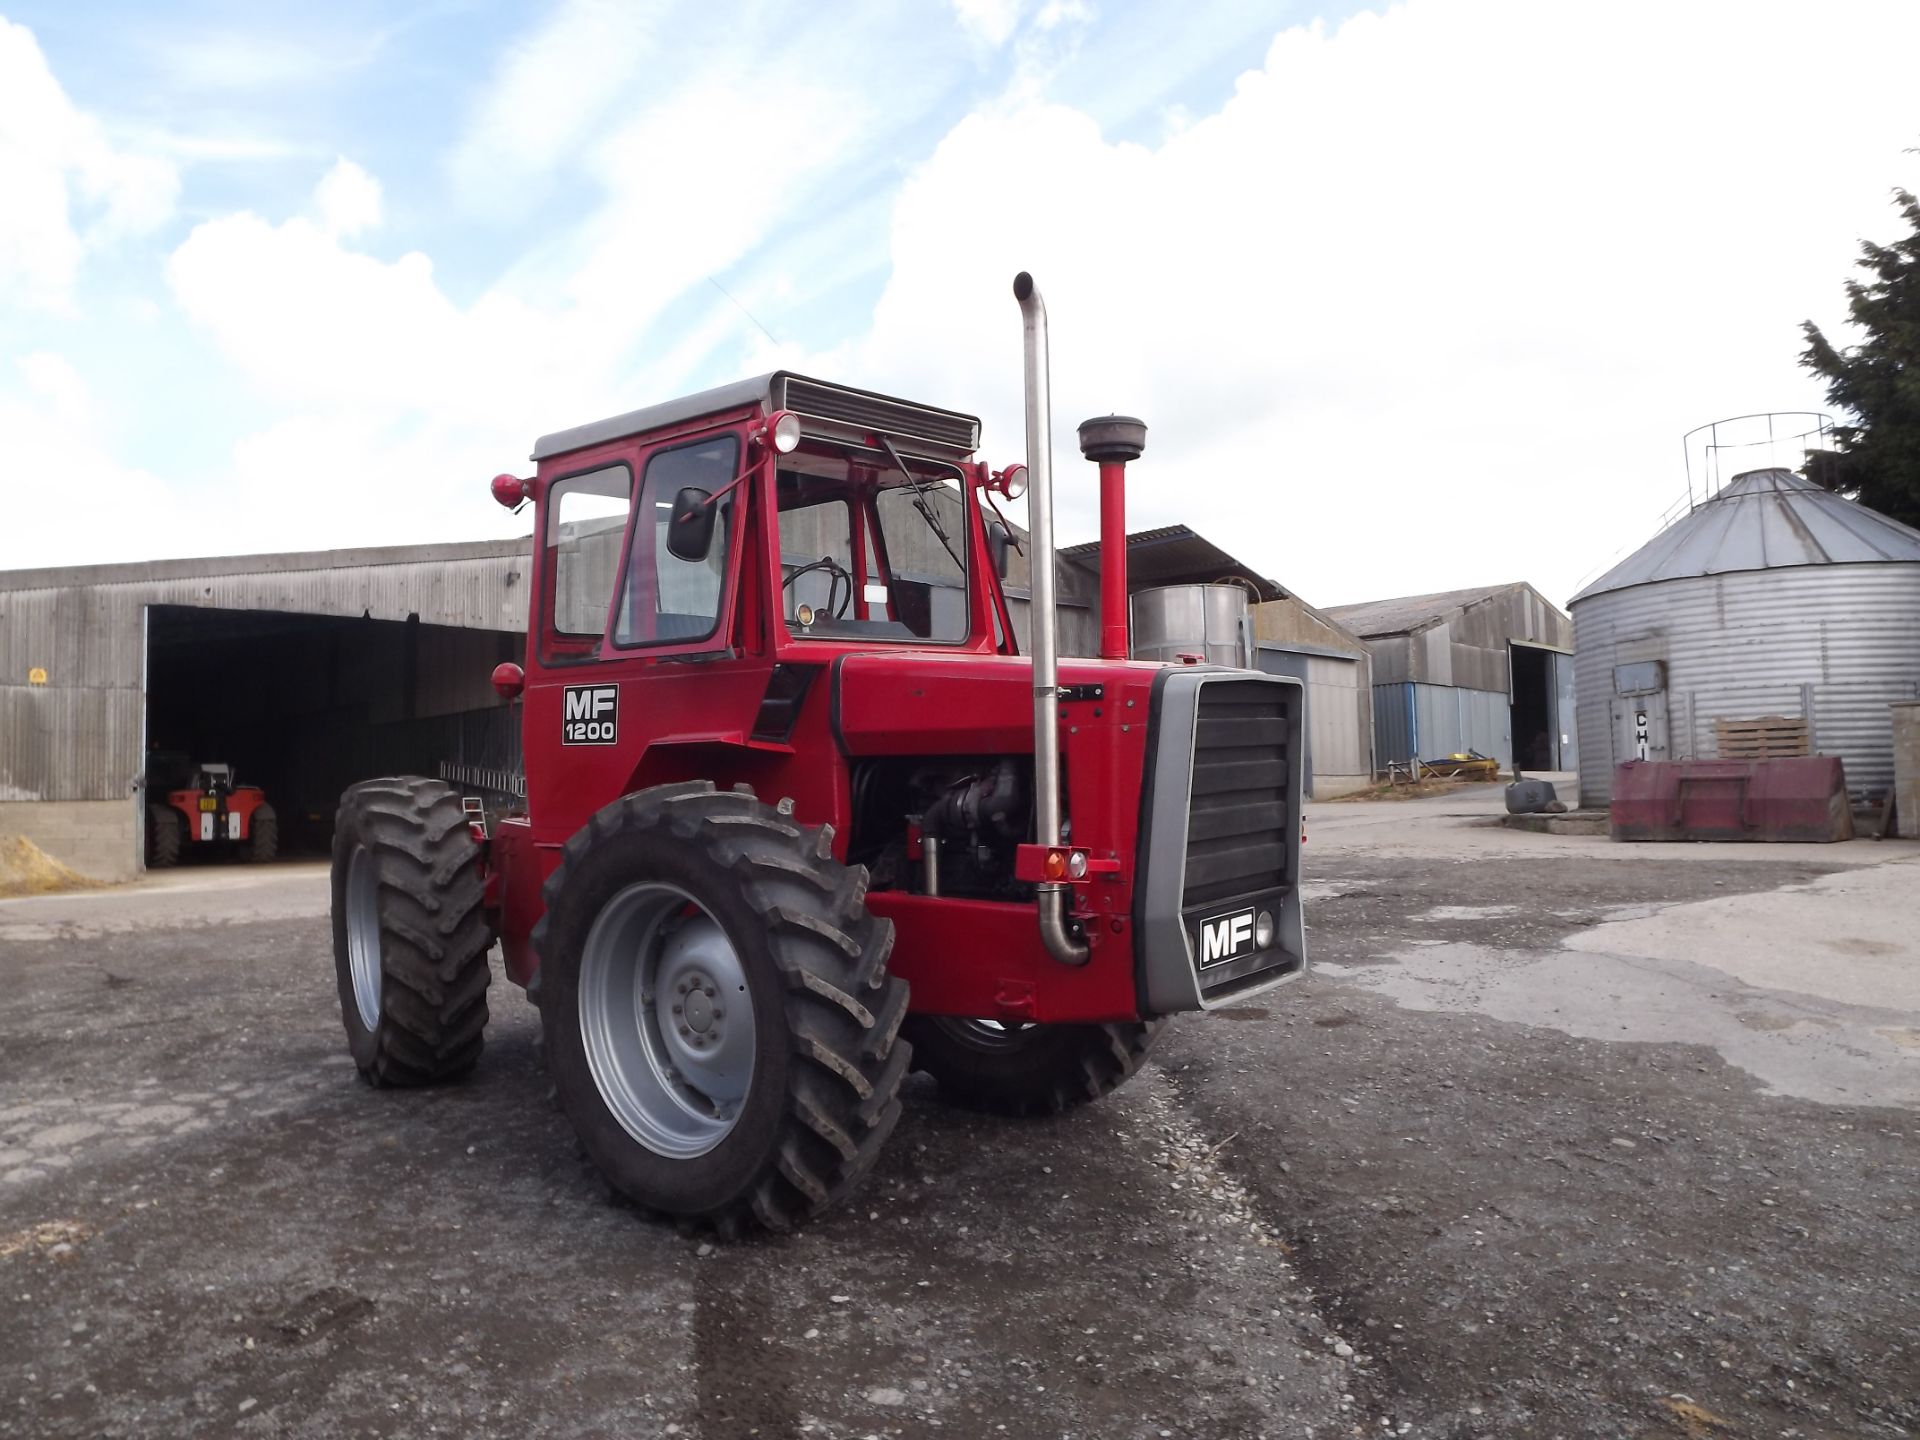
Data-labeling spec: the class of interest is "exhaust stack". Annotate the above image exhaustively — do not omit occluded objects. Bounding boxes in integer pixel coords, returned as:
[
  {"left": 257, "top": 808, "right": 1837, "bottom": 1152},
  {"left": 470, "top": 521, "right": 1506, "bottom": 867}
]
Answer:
[
  {"left": 1078, "top": 415, "right": 1147, "bottom": 661},
  {"left": 1014, "top": 272, "right": 1088, "bottom": 967}
]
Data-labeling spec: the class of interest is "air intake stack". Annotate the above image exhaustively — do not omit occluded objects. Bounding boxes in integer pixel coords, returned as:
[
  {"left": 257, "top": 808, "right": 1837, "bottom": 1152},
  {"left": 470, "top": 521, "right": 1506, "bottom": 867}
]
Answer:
[{"left": 1077, "top": 416, "right": 1147, "bottom": 661}]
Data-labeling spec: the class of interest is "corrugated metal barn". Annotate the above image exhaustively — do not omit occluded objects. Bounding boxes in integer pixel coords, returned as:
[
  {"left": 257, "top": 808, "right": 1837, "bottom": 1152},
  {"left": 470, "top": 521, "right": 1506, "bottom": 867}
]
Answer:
[
  {"left": 0, "top": 541, "right": 528, "bottom": 879},
  {"left": 1327, "top": 582, "right": 1573, "bottom": 774},
  {"left": 0, "top": 515, "right": 1095, "bottom": 881},
  {"left": 1571, "top": 468, "right": 1920, "bottom": 806}
]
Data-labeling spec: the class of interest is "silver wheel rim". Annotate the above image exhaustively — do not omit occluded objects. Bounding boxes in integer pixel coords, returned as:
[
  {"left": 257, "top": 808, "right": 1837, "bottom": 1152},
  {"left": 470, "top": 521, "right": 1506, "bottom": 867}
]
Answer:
[
  {"left": 579, "top": 882, "right": 755, "bottom": 1160},
  {"left": 344, "top": 845, "right": 382, "bottom": 1031}
]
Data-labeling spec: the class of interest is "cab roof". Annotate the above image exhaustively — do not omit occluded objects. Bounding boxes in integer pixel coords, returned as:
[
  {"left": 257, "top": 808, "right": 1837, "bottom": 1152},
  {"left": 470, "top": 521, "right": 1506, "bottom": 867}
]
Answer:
[{"left": 532, "top": 371, "right": 982, "bottom": 464}]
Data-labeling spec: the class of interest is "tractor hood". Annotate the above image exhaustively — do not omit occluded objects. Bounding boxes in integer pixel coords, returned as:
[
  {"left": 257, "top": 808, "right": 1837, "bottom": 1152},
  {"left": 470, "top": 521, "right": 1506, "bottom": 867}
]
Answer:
[{"left": 831, "top": 651, "right": 1167, "bottom": 756}]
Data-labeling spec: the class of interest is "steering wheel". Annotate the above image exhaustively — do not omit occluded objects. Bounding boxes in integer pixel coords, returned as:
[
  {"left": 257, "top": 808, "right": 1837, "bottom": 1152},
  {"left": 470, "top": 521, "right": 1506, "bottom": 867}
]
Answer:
[{"left": 782, "top": 556, "right": 854, "bottom": 619}]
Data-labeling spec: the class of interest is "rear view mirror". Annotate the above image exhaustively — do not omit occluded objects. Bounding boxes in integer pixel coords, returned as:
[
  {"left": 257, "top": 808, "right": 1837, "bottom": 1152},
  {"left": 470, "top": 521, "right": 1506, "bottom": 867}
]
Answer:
[
  {"left": 987, "top": 519, "right": 1013, "bottom": 580},
  {"left": 666, "top": 487, "right": 716, "bottom": 562}
]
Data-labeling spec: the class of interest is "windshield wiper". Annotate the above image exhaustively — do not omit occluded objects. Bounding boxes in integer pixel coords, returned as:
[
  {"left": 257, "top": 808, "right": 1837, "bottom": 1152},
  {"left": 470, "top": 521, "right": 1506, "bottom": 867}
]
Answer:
[{"left": 876, "top": 434, "right": 965, "bottom": 574}]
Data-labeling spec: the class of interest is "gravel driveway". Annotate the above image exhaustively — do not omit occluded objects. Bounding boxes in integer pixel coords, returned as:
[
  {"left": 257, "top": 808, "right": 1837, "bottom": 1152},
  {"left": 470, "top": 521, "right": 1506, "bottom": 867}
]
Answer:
[{"left": 3, "top": 795, "right": 1915, "bottom": 1438}]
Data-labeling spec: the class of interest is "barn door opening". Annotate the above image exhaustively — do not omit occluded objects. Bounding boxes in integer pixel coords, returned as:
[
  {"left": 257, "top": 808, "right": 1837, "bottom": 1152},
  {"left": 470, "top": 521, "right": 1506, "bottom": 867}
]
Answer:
[
  {"left": 1509, "top": 643, "right": 1558, "bottom": 772},
  {"left": 141, "top": 604, "right": 522, "bottom": 863}
]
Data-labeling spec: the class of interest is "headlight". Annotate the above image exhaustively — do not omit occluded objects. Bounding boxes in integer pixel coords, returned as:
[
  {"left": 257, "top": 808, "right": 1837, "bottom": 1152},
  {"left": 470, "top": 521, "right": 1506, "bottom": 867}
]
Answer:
[{"left": 768, "top": 410, "right": 802, "bottom": 454}]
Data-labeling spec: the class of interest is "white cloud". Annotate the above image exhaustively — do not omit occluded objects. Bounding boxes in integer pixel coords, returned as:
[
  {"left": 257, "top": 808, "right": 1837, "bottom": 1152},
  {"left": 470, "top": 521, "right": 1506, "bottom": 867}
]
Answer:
[
  {"left": 314, "top": 157, "right": 382, "bottom": 238},
  {"left": 556, "top": 72, "right": 867, "bottom": 334},
  {"left": 806, "top": 0, "right": 1920, "bottom": 606},
  {"left": 143, "top": 25, "right": 384, "bottom": 94},
  {"left": 0, "top": 354, "right": 182, "bottom": 567},
  {"left": 954, "top": 0, "right": 1025, "bottom": 47},
  {"left": 451, "top": 0, "right": 664, "bottom": 202},
  {"left": 19, "top": 0, "right": 1920, "bottom": 614},
  {"left": 0, "top": 18, "right": 178, "bottom": 310}
]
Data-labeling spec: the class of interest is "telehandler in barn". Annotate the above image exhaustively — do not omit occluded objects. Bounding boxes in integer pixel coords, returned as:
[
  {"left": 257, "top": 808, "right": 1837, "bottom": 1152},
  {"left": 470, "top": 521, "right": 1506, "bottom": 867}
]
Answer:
[{"left": 329, "top": 275, "right": 1305, "bottom": 1235}]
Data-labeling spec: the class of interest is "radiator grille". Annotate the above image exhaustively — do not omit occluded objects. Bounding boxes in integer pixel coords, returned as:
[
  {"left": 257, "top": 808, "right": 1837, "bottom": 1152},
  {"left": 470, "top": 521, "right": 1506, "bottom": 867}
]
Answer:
[
  {"left": 1184, "top": 680, "right": 1292, "bottom": 909},
  {"left": 777, "top": 376, "right": 980, "bottom": 455}
]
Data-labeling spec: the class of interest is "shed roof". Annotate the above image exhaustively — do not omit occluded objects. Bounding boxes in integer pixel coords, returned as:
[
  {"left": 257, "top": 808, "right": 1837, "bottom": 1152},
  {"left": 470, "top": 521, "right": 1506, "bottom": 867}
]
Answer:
[
  {"left": 1323, "top": 583, "right": 1517, "bottom": 638},
  {"left": 1058, "top": 524, "right": 1287, "bottom": 602},
  {"left": 1572, "top": 468, "right": 1920, "bottom": 604},
  {"left": 0, "top": 536, "right": 526, "bottom": 592}
]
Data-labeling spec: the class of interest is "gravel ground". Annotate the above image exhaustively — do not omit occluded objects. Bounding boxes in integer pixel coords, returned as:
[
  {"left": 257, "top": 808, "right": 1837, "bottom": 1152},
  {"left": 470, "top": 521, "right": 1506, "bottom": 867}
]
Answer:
[{"left": 2, "top": 810, "right": 1915, "bottom": 1439}]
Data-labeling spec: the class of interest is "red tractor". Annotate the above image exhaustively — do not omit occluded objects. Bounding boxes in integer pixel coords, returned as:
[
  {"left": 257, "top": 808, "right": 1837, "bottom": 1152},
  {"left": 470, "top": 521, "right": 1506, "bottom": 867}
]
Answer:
[
  {"left": 146, "top": 762, "right": 278, "bottom": 868},
  {"left": 328, "top": 275, "right": 1305, "bottom": 1234}
]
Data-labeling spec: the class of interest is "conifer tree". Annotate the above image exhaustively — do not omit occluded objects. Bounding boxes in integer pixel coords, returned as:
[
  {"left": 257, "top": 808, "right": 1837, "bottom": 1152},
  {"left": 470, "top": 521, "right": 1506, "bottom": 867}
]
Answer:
[{"left": 1800, "top": 187, "right": 1920, "bottom": 527}]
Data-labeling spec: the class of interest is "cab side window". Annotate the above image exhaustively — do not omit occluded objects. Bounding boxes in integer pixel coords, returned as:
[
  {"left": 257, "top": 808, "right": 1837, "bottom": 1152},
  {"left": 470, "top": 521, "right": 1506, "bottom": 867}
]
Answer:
[
  {"left": 615, "top": 434, "right": 740, "bottom": 646},
  {"left": 546, "top": 464, "right": 633, "bottom": 647}
]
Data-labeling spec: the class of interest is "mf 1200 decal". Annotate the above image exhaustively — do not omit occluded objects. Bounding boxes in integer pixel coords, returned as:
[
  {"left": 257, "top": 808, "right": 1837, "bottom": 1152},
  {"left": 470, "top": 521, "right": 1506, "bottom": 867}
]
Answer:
[{"left": 562, "top": 684, "right": 620, "bottom": 745}]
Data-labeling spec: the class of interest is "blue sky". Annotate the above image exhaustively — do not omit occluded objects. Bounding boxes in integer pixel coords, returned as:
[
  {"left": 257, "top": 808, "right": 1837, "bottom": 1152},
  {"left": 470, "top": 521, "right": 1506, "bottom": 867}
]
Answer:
[{"left": 4, "top": 0, "right": 1919, "bottom": 603}]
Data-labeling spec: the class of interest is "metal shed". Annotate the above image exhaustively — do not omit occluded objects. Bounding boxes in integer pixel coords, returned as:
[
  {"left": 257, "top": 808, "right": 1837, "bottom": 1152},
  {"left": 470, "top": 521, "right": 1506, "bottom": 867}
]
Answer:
[
  {"left": 1327, "top": 582, "right": 1574, "bottom": 774},
  {"left": 1570, "top": 468, "right": 1920, "bottom": 806},
  {"left": 0, "top": 541, "right": 529, "bottom": 879},
  {"left": 1060, "top": 526, "right": 1375, "bottom": 797}
]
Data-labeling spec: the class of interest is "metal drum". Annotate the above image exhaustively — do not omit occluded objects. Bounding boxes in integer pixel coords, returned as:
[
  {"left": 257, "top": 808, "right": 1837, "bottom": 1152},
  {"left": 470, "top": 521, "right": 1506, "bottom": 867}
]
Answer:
[{"left": 1130, "top": 584, "right": 1254, "bottom": 669}]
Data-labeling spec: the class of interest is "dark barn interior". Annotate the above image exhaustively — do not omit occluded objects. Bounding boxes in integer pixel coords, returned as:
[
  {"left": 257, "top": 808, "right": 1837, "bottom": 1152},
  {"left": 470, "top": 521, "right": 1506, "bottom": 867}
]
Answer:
[
  {"left": 144, "top": 605, "right": 522, "bottom": 855},
  {"left": 1509, "top": 642, "right": 1555, "bottom": 771}
]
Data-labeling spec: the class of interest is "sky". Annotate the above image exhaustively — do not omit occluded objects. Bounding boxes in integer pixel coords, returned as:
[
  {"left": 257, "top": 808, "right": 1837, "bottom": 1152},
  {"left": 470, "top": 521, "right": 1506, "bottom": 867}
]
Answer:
[{"left": 3, "top": 0, "right": 1919, "bottom": 608}]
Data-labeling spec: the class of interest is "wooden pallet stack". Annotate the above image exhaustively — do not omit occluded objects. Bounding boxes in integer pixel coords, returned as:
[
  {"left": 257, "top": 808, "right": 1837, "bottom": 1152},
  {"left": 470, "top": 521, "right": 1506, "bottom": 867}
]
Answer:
[{"left": 1714, "top": 715, "right": 1811, "bottom": 760}]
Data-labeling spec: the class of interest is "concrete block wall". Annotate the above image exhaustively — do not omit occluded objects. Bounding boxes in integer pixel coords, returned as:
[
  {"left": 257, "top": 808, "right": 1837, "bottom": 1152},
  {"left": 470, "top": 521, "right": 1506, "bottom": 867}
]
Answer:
[
  {"left": 1894, "top": 701, "right": 1920, "bottom": 839},
  {"left": 0, "top": 800, "right": 137, "bottom": 882}
]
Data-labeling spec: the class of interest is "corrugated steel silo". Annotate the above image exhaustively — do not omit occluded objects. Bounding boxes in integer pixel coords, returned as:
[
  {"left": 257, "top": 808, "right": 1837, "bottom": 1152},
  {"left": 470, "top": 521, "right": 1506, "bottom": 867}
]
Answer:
[{"left": 1571, "top": 468, "right": 1920, "bottom": 805}]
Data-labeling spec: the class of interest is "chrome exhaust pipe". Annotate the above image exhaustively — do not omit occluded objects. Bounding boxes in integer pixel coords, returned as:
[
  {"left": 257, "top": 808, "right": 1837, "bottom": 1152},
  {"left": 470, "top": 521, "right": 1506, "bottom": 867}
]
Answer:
[{"left": 1014, "top": 271, "right": 1089, "bottom": 967}]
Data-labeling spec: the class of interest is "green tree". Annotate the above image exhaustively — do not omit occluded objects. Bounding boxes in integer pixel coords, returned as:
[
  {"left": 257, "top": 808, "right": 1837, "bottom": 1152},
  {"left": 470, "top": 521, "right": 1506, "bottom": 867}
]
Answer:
[{"left": 1800, "top": 187, "right": 1920, "bottom": 527}]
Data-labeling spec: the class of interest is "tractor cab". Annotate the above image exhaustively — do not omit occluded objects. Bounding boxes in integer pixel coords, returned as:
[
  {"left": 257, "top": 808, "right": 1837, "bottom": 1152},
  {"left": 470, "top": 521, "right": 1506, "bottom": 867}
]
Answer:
[{"left": 510, "top": 375, "right": 1023, "bottom": 676}]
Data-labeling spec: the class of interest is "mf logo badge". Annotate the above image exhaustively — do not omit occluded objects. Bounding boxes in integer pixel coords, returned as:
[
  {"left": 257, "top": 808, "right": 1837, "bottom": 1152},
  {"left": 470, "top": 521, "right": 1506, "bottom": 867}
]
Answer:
[
  {"left": 562, "top": 684, "right": 620, "bottom": 745},
  {"left": 1198, "top": 907, "right": 1256, "bottom": 968}
]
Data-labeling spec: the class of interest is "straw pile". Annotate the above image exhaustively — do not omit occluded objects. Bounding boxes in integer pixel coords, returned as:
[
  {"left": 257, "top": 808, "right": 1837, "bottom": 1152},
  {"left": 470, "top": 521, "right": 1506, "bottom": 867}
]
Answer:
[{"left": 0, "top": 835, "right": 93, "bottom": 897}]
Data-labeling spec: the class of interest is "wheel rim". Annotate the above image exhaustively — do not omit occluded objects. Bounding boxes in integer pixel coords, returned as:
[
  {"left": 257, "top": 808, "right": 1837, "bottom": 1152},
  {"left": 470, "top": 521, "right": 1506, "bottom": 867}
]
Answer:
[
  {"left": 344, "top": 845, "right": 383, "bottom": 1031},
  {"left": 579, "top": 882, "right": 756, "bottom": 1159},
  {"left": 938, "top": 1018, "right": 1038, "bottom": 1050}
]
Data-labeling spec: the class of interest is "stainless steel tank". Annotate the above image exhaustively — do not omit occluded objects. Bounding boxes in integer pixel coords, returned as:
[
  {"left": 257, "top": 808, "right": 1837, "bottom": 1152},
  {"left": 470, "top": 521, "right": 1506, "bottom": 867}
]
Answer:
[{"left": 1130, "top": 584, "right": 1253, "bottom": 668}]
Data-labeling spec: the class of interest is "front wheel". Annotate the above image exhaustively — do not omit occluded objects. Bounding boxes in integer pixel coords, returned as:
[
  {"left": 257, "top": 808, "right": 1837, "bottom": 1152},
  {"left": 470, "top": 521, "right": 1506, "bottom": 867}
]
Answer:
[
  {"left": 534, "top": 782, "right": 910, "bottom": 1235},
  {"left": 902, "top": 1015, "right": 1165, "bottom": 1116}
]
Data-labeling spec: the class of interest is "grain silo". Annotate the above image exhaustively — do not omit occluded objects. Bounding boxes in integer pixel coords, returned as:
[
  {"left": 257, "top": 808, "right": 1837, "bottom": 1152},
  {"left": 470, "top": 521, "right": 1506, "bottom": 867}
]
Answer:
[{"left": 1571, "top": 468, "right": 1920, "bottom": 807}]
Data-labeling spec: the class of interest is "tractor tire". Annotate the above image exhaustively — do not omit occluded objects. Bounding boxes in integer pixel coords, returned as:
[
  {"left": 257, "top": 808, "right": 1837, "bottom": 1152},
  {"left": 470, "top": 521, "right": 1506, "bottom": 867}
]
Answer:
[
  {"left": 247, "top": 804, "right": 279, "bottom": 863},
  {"left": 146, "top": 804, "right": 183, "bottom": 869},
  {"left": 330, "top": 778, "right": 493, "bottom": 1087},
  {"left": 902, "top": 1015, "right": 1166, "bottom": 1117},
  {"left": 534, "top": 782, "right": 909, "bottom": 1236}
]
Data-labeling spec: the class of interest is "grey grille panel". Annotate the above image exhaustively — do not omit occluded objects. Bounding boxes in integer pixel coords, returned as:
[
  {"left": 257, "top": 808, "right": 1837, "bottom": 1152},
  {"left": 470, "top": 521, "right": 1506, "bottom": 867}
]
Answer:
[
  {"left": 1134, "top": 667, "right": 1307, "bottom": 1014},
  {"left": 777, "top": 376, "right": 980, "bottom": 455},
  {"left": 1185, "top": 681, "right": 1292, "bottom": 909}
]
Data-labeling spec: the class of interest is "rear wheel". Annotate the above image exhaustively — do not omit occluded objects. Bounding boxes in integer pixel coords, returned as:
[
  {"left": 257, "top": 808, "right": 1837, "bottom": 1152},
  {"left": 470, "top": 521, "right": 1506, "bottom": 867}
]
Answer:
[
  {"left": 247, "top": 803, "right": 278, "bottom": 863},
  {"left": 535, "top": 782, "right": 909, "bottom": 1235},
  {"left": 330, "top": 778, "right": 493, "bottom": 1086},
  {"left": 145, "top": 804, "right": 182, "bottom": 869},
  {"left": 902, "top": 1015, "right": 1165, "bottom": 1116}
]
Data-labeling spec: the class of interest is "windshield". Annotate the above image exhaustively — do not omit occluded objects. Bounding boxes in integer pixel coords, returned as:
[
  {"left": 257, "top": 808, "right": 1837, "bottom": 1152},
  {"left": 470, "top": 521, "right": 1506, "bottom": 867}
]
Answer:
[{"left": 775, "top": 460, "right": 969, "bottom": 643}]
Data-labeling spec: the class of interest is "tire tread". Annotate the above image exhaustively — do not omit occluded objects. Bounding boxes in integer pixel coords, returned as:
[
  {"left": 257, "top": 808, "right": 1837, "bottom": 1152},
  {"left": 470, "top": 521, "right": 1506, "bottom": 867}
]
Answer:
[
  {"left": 331, "top": 777, "right": 494, "bottom": 1087},
  {"left": 540, "top": 781, "right": 910, "bottom": 1236}
]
